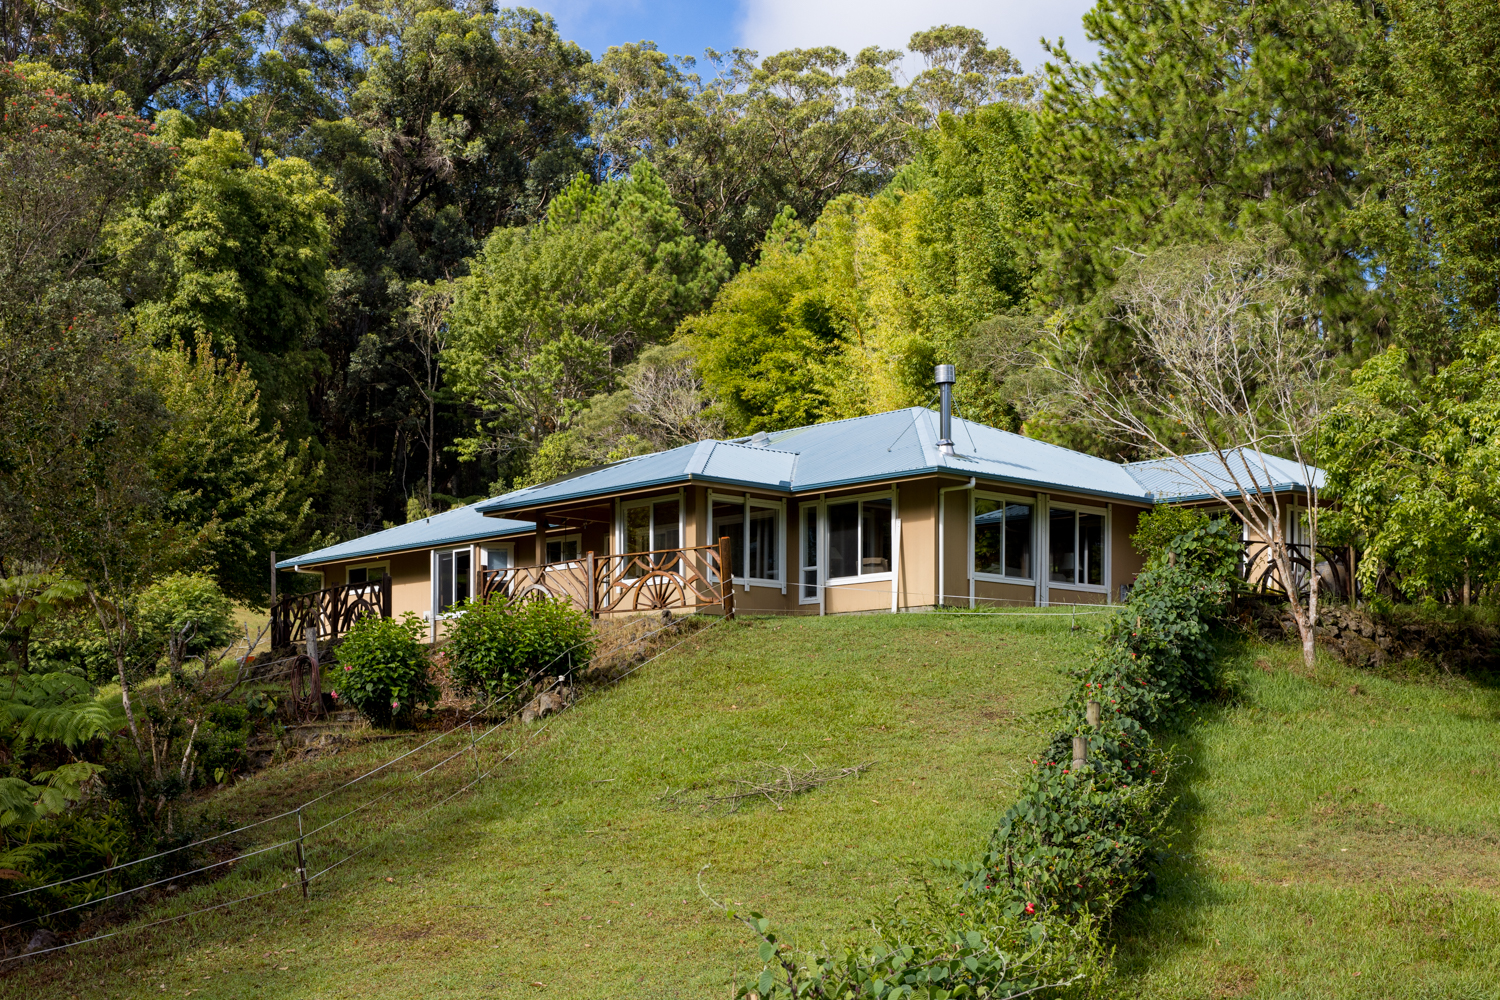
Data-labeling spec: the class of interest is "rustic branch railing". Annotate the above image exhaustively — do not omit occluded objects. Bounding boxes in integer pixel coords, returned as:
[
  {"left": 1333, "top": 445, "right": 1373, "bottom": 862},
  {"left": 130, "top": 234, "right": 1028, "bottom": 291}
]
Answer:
[
  {"left": 477, "top": 538, "right": 735, "bottom": 618},
  {"left": 1241, "top": 541, "right": 1355, "bottom": 601},
  {"left": 269, "top": 574, "right": 392, "bottom": 649}
]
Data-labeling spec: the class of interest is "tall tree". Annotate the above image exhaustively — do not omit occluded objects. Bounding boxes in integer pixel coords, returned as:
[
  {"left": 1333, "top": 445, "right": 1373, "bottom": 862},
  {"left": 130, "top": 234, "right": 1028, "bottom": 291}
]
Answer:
[
  {"left": 682, "top": 103, "right": 1035, "bottom": 433},
  {"left": 1355, "top": 0, "right": 1500, "bottom": 365},
  {"left": 1030, "top": 0, "right": 1382, "bottom": 347},
  {"left": 444, "top": 162, "right": 730, "bottom": 476},
  {"left": 109, "top": 113, "right": 340, "bottom": 433},
  {"left": 591, "top": 41, "right": 902, "bottom": 263}
]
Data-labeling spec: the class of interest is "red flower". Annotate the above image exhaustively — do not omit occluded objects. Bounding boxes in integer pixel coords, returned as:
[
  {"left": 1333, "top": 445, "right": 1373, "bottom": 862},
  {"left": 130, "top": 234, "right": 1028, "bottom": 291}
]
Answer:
[{"left": 1024, "top": 902, "right": 1035, "bottom": 915}]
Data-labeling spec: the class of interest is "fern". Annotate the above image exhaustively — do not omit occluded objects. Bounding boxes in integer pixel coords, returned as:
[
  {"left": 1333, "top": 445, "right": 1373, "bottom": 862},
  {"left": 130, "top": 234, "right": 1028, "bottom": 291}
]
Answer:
[{"left": 0, "top": 672, "right": 124, "bottom": 747}]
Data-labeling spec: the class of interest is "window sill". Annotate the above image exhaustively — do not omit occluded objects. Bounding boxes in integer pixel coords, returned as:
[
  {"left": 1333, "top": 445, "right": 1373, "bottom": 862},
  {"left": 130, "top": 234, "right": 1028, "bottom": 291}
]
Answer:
[
  {"left": 739, "top": 577, "right": 783, "bottom": 590},
  {"left": 1046, "top": 583, "right": 1109, "bottom": 595},
  {"left": 826, "top": 572, "right": 893, "bottom": 586},
  {"left": 973, "top": 573, "right": 1035, "bottom": 586}
]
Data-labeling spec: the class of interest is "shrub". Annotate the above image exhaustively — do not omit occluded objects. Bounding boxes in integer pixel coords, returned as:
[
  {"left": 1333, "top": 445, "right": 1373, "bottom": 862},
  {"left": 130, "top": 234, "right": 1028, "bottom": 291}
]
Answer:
[
  {"left": 445, "top": 597, "right": 594, "bottom": 699},
  {"left": 333, "top": 613, "right": 437, "bottom": 727},
  {"left": 134, "top": 573, "right": 239, "bottom": 664}
]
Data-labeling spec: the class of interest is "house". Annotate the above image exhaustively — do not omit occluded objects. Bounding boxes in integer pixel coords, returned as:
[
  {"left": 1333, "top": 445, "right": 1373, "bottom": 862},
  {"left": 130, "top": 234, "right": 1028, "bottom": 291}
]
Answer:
[{"left": 274, "top": 380, "right": 1330, "bottom": 634}]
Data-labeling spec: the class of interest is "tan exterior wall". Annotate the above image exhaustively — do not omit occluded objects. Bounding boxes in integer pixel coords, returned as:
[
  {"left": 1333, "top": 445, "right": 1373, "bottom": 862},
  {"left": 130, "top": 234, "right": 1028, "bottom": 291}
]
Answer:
[
  {"left": 897, "top": 480, "right": 937, "bottom": 609},
  {"left": 974, "top": 580, "right": 1038, "bottom": 607},
  {"left": 1111, "top": 504, "right": 1145, "bottom": 596}
]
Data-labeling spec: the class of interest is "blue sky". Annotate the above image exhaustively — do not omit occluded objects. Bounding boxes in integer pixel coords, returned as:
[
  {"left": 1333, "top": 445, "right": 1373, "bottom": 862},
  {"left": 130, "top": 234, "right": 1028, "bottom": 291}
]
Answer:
[{"left": 541, "top": 0, "right": 1100, "bottom": 75}]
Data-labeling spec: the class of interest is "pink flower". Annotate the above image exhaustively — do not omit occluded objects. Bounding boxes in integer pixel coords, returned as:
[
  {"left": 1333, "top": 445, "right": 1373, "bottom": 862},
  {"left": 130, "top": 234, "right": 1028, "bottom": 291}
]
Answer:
[
  {"left": 1024, "top": 903, "right": 1035, "bottom": 915},
  {"left": 344, "top": 664, "right": 352, "bottom": 671}
]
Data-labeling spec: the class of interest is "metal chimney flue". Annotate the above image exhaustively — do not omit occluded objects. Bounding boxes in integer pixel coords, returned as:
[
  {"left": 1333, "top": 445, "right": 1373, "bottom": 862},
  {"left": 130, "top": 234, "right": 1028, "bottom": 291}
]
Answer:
[{"left": 934, "top": 364, "right": 956, "bottom": 455}]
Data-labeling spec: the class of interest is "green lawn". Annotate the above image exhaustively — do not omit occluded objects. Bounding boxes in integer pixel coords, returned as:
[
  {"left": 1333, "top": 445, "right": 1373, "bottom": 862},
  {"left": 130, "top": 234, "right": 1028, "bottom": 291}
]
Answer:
[
  {"left": 12, "top": 611, "right": 1086, "bottom": 999},
  {"left": 1111, "top": 640, "right": 1500, "bottom": 999}
]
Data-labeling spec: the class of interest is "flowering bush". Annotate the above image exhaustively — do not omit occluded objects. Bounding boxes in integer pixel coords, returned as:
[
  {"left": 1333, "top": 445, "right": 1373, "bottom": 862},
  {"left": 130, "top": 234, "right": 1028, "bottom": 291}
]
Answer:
[{"left": 334, "top": 612, "right": 437, "bottom": 728}]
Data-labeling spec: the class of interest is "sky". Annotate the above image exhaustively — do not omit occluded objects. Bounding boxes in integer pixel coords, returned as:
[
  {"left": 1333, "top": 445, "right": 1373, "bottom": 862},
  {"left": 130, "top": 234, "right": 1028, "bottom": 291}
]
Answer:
[{"left": 538, "top": 0, "right": 1100, "bottom": 75}]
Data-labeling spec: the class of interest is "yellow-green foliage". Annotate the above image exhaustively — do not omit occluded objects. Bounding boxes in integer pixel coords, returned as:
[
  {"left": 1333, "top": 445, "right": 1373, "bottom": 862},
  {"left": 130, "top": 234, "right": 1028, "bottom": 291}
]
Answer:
[{"left": 683, "top": 104, "right": 1035, "bottom": 434}]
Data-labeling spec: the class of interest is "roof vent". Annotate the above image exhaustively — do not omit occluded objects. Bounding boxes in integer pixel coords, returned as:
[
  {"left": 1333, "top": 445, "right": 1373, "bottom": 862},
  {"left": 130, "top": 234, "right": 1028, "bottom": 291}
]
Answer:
[
  {"left": 749, "top": 430, "right": 771, "bottom": 448},
  {"left": 934, "top": 364, "right": 956, "bottom": 455}
]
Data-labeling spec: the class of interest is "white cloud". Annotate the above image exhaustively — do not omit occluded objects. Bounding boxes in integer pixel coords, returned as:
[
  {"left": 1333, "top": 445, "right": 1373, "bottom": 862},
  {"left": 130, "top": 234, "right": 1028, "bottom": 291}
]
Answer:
[{"left": 736, "top": 0, "right": 1098, "bottom": 74}]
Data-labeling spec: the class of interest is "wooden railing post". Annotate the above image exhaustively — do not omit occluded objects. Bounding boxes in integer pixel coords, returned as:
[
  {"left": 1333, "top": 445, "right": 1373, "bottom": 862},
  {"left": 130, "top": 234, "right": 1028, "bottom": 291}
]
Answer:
[
  {"left": 585, "top": 551, "right": 597, "bottom": 619},
  {"left": 719, "top": 535, "right": 735, "bottom": 620}
]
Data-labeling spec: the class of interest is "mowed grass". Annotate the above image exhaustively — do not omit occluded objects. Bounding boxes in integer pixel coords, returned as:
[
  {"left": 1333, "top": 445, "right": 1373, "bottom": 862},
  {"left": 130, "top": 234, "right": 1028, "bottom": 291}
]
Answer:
[
  {"left": 12, "top": 611, "right": 1086, "bottom": 1000},
  {"left": 1111, "top": 640, "right": 1500, "bottom": 999}
]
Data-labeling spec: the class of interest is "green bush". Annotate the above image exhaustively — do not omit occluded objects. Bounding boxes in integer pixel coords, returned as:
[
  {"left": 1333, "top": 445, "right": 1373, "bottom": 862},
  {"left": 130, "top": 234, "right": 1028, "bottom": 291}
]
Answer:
[
  {"left": 445, "top": 596, "right": 594, "bottom": 700},
  {"left": 134, "top": 573, "right": 239, "bottom": 663},
  {"left": 333, "top": 613, "right": 437, "bottom": 728}
]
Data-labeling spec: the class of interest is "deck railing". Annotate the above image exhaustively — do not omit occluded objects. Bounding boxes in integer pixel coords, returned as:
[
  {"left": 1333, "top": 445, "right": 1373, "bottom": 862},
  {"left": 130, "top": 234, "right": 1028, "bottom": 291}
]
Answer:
[
  {"left": 1241, "top": 541, "right": 1355, "bottom": 601},
  {"left": 477, "top": 538, "right": 735, "bottom": 618},
  {"left": 269, "top": 574, "right": 392, "bottom": 649}
]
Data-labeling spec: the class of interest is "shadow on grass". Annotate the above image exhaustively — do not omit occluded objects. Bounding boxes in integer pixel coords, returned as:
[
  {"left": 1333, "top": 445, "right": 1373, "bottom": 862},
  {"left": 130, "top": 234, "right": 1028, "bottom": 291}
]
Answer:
[{"left": 1104, "top": 632, "right": 1252, "bottom": 979}]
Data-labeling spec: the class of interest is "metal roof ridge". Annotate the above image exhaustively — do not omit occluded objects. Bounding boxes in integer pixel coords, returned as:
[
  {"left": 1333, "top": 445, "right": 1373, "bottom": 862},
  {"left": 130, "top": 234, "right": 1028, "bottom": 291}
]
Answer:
[{"left": 685, "top": 438, "right": 717, "bottom": 476}]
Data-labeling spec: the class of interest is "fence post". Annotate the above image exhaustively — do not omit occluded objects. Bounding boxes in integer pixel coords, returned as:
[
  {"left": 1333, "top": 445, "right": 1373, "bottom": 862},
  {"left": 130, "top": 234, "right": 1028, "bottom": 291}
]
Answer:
[
  {"left": 1086, "top": 700, "right": 1101, "bottom": 728},
  {"left": 1071, "top": 736, "right": 1087, "bottom": 771},
  {"left": 381, "top": 572, "right": 393, "bottom": 619},
  {"left": 586, "top": 551, "right": 597, "bottom": 619},
  {"left": 295, "top": 807, "right": 308, "bottom": 901},
  {"left": 270, "top": 551, "right": 277, "bottom": 604},
  {"left": 469, "top": 721, "right": 479, "bottom": 780},
  {"left": 718, "top": 535, "right": 735, "bottom": 620},
  {"left": 306, "top": 618, "right": 322, "bottom": 718}
]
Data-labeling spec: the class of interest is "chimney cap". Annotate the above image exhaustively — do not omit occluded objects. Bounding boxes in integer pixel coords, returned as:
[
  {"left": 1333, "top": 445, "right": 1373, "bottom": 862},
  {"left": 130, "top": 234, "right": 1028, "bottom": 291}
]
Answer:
[{"left": 934, "top": 364, "right": 956, "bottom": 385}]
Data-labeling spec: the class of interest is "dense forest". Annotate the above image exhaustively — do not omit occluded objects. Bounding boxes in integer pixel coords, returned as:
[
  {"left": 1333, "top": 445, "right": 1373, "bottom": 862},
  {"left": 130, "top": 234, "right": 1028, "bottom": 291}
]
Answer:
[
  {"left": 7, "top": 0, "right": 1499, "bottom": 609},
  {"left": 3, "top": 0, "right": 1500, "bottom": 959}
]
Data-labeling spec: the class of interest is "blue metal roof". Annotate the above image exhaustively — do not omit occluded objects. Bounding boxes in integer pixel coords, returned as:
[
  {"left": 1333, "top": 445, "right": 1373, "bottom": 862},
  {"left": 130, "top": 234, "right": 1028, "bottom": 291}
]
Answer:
[
  {"left": 477, "top": 408, "right": 1161, "bottom": 514},
  {"left": 1124, "top": 448, "right": 1325, "bottom": 503},
  {"left": 275, "top": 502, "right": 534, "bottom": 569}
]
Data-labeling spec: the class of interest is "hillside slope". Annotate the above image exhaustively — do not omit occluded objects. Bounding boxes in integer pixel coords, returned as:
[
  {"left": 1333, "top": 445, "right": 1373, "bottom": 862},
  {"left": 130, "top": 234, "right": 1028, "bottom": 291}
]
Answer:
[
  {"left": 12, "top": 612, "right": 1084, "bottom": 999},
  {"left": 1112, "top": 642, "right": 1500, "bottom": 998}
]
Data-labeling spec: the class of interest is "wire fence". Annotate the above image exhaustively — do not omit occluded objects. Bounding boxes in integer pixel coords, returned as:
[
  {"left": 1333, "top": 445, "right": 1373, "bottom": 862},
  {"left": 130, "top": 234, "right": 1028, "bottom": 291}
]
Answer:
[{"left": 0, "top": 614, "right": 708, "bottom": 959}]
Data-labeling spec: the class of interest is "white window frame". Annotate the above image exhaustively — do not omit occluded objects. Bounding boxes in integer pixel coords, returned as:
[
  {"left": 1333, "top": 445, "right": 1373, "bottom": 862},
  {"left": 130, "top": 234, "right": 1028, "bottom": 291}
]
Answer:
[
  {"left": 431, "top": 547, "right": 473, "bottom": 619},
  {"left": 798, "top": 502, "right": 820, "bottom": 605},
  {"left": 543, "top": 532, "right": 584, "bottom": 567},
  {"left": 971, "top": 491, "right": 1037, "bottom": 585},
  {"left": 619, "top": 494, "right": 685, "bottom": 556},
  {"left": 709, "top": 492, "right": 785, "bottom": 590},
  {"left": 480, "top": 542, "right": 513, "bottom": 572},
  {"left": 1045, "top": 501, "right": 1110, "bottom": 594},
  {"left": 823, "top": 489, "right": 896, "bottom": 586},
  {"left": 345, "top": 560, "right": 389, "bottom": 587}
]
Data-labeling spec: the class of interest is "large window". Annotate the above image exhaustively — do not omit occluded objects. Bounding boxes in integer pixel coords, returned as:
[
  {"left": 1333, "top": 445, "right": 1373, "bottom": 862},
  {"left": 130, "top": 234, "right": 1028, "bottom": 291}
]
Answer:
[
  {"left": 624, "top": 498, "right": 681, "bottom": 565},
  {"left": 974, "top": 497, "right": 1033, "bottom": 580},
  {"left": 436, "top": 547, "right": 471, "bottom": 613},
  {"left": 1048, "top": 507, "right": 1105, "bottom": 588},
  {"left": 711, "top": 500, "right": 744, "bottom": 578},
  {"left": 800, "top": 504, "right": 819, "bottom": 602},
  {"left": 828, "top": 497, "right": 892, "bottom": 580},
  {"left": 711, "top": 496, "right": 782, "bottom": 584}
]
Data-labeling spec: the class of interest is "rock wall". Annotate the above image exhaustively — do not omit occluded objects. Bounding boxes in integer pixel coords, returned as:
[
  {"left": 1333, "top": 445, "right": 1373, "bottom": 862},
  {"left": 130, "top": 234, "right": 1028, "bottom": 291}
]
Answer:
[{"left": 1244, "top": 599, "right": 1500, "bottom": 673}]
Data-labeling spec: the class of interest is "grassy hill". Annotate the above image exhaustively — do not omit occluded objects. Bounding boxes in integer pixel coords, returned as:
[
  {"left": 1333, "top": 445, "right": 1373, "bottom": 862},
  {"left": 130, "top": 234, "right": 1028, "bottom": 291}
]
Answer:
[
  {"left": 11, "top": 611, "right": 1084, "bottom": 1000},
  {"left": 1112, "top": 641, "right": 1500, "bottom": 998}
]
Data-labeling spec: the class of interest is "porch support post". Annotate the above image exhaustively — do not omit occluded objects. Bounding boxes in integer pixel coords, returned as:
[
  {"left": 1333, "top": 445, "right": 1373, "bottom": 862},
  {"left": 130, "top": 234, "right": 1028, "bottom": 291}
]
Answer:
[{"left": 534, "top": 511, "right": 548, "bottom": 569}]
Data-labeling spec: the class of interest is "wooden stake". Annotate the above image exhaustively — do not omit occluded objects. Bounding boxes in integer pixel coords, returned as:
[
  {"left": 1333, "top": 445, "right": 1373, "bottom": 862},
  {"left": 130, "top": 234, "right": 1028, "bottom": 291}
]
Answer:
[
  {"left": 1086, "top": 700, "right": 1100, "bottom": 727},
  {"left": 295, "top": 807, "right": 308, "bottom": 901},
  {"left": 1071, "top": 736, "right": 1087, "bottom": 771}
]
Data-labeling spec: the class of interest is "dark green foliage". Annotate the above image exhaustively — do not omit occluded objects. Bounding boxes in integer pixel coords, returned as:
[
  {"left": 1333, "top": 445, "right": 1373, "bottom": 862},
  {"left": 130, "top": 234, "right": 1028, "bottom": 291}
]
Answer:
[
  {"left": 197, "top": 703, "right": 251, "bottom": 784},
  {"left": 332, "top": 612, "right": 436, "bottom": 728},
  {"left": 444, "top": 597, "right": 593, "bottom": 700}
]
